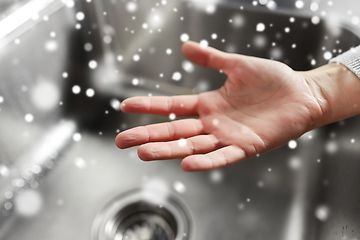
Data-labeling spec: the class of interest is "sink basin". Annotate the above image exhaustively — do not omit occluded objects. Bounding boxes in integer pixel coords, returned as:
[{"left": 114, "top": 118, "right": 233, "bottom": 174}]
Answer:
[{"left": 0, "top": 1, "right": 360, "bottom": 240}]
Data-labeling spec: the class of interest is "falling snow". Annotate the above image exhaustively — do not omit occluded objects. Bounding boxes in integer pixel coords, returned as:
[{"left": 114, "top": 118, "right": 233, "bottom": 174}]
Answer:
[
  {"left": 323, "top": 51, "right": 333, "bottom": 60},
  {"left": 76, "top": 12, "right": 85, "bottom": 21},
  {"left": 110, "top": 98, "right": 121, "bottom": 111},
  {"left": 256, "top": 23, "right": 265, "bottom": 32},
  {"left": 315, "top": 205, "right": 330, "bottom": 221},
  {"left": 200, "top": 40, "right": 209, "bottom": 48},
  {"left": 133, "top": 54, "right": 140, "bottom": 61},
  {"left": 352, "top": 16, "right": 360, "bottom": 25},
  {"left": 265, "top": 1, "right": 276, "bottom": 10},
  {"left": 103, "top": 35, "right": 112, "bottom": 44},
  {"left": 310, "top": 2, "right": 319, "bottom": 11},
  {"left": 89, "top": 60, "right": 98, "bottom": 69},
  {"left": 74, "top": 157, "right": 87, "bottom": 169},
  {"left": 126, "top": 2, "right": 138, "bottom": 12},
  {"left": 172, "top": 72, "right": 182, "bottom": 81},
  {"left": 254, "top": 35, "right": 267, "bottom": 49},
  {"left": 295, "top": 0, "right": 304, "bottom": 9},
  {"left": 180, "top": 33, "right": 189, "bottom": 42},
  {"left": 0, "top": 165, "right": 9, "bottom": 177},
  {"left": 45, "top": 40, "right": 58, "bottom": 52},
  {"left": 61, "top": 72, "right": 68, "bottom": 78},
  {"left": 31, "top": 81, "right": 60, "bottom": 111},
  {"left": 14, "top": 190, "right": 43, "bottom": 217},
  {"left": 288, "top": 140, "right": 297, "bottom": 149},
  {"left": 325, "top": 141, "right": 338, "bottom": 154},
  {"left": 205, "top": 5, "right": 216, "bottom": 14},
  {"left": 212, "top": 118, "right": 219, "bottom": 126},
  {"left": 169, "top": 113, "right": 176, "bottom": 120},
  {"left": 182, "top": 61, "right": 195, "bottom": 73},
  {"left": 209, "top": 169, "right": 223, "bottom": 183},
  {"left": 178, "top": 138, "right": 187, "bottom": 147},
  {"left": 173, "top": 181, "right": 186, "bottom": 193},
  {"left": 73, "top": 133, "right": 82, "bottom": 142},
  {"left": 86, "top": 88, "right": 95, "bottom": 97},
  {"left": 4, "top": 191, "right": 13, "bottom": 199},
  {"left": 238, "top": 203, "right": 245, "bottom": 210},
  {"left": 311, "top": 16, "right": 320, "bottom": 25},
  {"left": 289, "top": 157, "right": 302, "bottom": 170},
  {"left": 232, "top": 14, "right": 245, "bottom": 28},
  {"left": 132, "top": 78, "right": 139, "bottom": 86},
  {"left": 84, "top": 43, "right": 93, "bottom": 52},
  {"left": 72, "top": 85, "right": 81, "bottom": 94},
  {"left": 25, "top": 114, "right": 34, "bottom": 123},
  {"left": 64, "top": 0, "right": 75, "bottom": 8}
]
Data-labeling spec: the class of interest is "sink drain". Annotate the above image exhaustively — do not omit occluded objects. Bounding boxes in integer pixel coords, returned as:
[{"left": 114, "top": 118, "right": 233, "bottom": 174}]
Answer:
[{"left": 92, "top": 189, "right": 192, "bottom": 240}]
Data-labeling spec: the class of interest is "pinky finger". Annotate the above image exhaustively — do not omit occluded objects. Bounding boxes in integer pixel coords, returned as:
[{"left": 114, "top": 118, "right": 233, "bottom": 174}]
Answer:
[{"left": 181, "top": 145, "right": 246, "bottom": 171}]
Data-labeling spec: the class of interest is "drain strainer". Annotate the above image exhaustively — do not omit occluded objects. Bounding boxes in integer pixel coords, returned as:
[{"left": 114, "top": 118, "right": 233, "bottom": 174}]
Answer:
[{"left": 92, "top": 189, "right": 192, "bottom": 240}]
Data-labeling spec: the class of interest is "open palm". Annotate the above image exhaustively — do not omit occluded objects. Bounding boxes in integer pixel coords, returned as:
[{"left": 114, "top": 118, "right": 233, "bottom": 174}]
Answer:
[{"left": 115, "top": 41, "right": 324, "bottom": 171}]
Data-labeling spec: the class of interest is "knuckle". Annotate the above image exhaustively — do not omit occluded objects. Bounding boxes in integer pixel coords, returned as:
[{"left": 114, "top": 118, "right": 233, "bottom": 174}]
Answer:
[
  {"left": 167, "top": 122, "right": 176, "bottom": 138},
  {"left": 186, "top": 139, "right": 195, "bottom": 154},
  {"left": 138, "top": 145, "right": 158, "bottom": 161},
  {"left": 166, "top": 97, "right": 173, "bottom": 112}
]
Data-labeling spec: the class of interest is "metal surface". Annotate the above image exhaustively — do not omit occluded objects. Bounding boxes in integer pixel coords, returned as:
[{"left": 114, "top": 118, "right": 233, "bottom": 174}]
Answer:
[
  {"left": 92, "top": 189, "right": 191, "bottom": 240},
  {"left": 0, "top": 0, "right": 360, "bottom": 240}
]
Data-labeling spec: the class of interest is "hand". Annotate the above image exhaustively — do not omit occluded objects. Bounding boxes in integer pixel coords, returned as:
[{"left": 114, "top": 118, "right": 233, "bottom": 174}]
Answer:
[{"left": 115, "top": 41, "right": 326, "bottom": 171}]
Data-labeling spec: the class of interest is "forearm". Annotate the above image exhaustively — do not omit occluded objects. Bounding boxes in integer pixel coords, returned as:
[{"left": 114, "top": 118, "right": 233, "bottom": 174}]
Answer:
[{"left": 305, "top": 62, "right": 360, "bottom": 128}]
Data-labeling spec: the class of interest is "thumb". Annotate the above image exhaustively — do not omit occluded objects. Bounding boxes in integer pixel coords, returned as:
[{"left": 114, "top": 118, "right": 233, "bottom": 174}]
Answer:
[{"left": 182, "top": 41, "right": 238, "bottom": 72}]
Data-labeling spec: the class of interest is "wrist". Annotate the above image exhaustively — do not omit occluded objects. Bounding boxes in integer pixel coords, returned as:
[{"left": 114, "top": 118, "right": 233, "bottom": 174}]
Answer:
[{"left": 301, "top": 63, "right": 360, "bottom": 129}]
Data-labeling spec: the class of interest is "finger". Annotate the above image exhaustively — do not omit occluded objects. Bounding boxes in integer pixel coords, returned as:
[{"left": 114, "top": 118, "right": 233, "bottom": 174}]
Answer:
[
  {"left": 182, "top": 41, "right": 238, "bottom": 72},
  {"left": 115, "top": 119, "right": 204, "bottom": 149},
  {"left": 121, "top": 95, "right": 199, "bottom": 117},
  {"left": 137, "top": 135, "right": 220, "bottom": 161},
  {"left": 181, "top": 145, "right": 246, "bottom": 171}
]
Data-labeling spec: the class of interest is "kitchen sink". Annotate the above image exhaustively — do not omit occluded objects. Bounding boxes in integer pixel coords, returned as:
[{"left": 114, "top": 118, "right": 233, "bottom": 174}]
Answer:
[{"left": 0, "top": 0, "right": 360, "bottom": 240}]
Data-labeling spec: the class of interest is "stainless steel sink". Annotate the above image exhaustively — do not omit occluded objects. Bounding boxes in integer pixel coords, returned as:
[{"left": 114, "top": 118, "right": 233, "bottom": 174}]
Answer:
[{"left": 0, "top": 0, "right": 360, "bottom": 240}]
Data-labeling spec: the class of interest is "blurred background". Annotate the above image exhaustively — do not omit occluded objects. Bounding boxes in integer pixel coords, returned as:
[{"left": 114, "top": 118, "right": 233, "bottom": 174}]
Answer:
[{"left": 0, "top": 0, "right": 360, "bottom": 240}]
